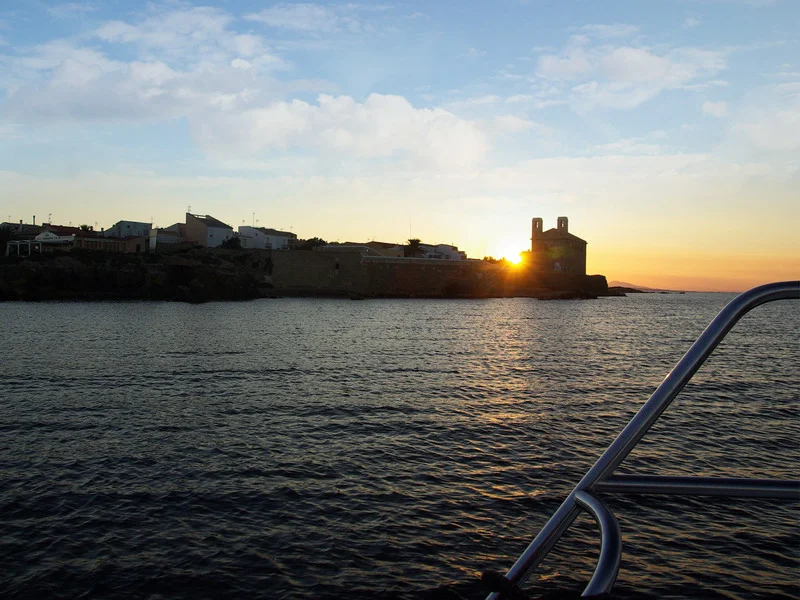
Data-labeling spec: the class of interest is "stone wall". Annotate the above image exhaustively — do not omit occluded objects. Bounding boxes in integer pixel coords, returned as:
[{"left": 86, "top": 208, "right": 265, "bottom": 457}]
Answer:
[
  {"left": 270, "top": 251, "right": 607, "bottom": 298},
  {"left": 270, "top": 250, "right": 366, "bottom": 295}
]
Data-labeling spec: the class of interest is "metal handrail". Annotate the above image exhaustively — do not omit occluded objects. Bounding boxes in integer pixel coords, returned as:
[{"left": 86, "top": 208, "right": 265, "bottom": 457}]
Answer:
[
  {"left": 595, "top": 474, "right": 800, "bottom": 499},
  {"left": 573, "top": 491, "right": 621, "bottom": 596},
  {"left": 487, "top": 280, "right": 800, "bottom": 599}
]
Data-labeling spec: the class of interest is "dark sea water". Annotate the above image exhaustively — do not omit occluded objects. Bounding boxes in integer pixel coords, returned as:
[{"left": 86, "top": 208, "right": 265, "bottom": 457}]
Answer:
[{"left": 1, "top": 293, "right": 798, "bottom": 600}]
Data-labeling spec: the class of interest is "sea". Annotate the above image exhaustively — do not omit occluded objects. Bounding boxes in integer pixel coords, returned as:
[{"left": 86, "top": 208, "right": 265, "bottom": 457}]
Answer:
[{"left": 1, "top": 292, "right": 798, "bottom": 600}]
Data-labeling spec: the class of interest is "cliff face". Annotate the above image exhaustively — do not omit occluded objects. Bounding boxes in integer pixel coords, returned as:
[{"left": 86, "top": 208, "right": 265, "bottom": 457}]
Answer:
[
  {"left": 0, "top": 249, "right": 274, "bottom": 302},
  {"left": 0, "top": 249, "right": 608, "bottom": 302}
]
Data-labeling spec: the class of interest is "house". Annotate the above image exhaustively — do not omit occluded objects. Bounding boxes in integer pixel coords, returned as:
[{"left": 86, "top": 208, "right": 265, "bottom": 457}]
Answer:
[
  {"left": 428, "top": 244, "right": 466, "bottom": 260},
  {"left": 74, "top": 236, "right": 147, "bottom": 253},
  {"left": 6, "top": 230, "right": 75, "bottom": 256},
  {"left": 238, "top": 226, "right": 297, "bottom": 249},
  {"left": 149, "top": 223, "right": 185, "bottom": 251},
  {"left": 103, "top": 220, "right": 152, "bottom": 239},
  {"left": 530, "top": 216, "right": 587, "bottom": 274},
  {"left": 42, "top": 224, "right": 82, "bottom": 236},
  {"left": 185, "top": 213, "right": 234, "bottom": 248},
  {"left": 338, "top": 241, "right": 405, "bottom": 257},
  {"left": 416, "top": 243, "right": 467, "bottom": 260},
  {"left": 1, "top": 221, "right": 43, "bottom": 240}
]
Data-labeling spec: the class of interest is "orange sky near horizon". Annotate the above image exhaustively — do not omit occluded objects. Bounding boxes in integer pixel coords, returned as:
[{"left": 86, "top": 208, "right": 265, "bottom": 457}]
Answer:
[{"left": 589, "top": 251, "right": 800, "bottom": 292}]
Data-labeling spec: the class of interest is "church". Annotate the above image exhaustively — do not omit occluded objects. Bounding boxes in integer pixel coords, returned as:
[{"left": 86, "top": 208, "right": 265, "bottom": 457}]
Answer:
[{"left": 530, "top": 216, "right": 587, "bottom": 275}]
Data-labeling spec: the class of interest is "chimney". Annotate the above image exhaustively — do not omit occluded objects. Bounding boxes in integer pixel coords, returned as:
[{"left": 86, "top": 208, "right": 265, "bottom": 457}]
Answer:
[
  {"left": 19, "top": 219, "right": 23, "bottom": 231},
  {"left": 33, "top": 215, "right": 36, "bottom": 226}
]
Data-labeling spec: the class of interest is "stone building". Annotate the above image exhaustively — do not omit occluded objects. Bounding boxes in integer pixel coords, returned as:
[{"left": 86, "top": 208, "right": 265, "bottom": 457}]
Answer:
[{"left": 530, "top": 216, "right": 587, "bottom": 275}]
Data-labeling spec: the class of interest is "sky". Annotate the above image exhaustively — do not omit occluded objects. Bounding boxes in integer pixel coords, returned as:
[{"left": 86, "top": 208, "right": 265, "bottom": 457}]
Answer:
[{"left": 0, "top": 0, "right": 798, "bottom": 291}]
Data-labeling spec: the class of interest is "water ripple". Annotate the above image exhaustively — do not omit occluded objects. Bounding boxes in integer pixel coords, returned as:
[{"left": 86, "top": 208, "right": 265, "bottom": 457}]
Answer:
[{"left": 0, "top": 294, "right": 797, "bottom": 599}]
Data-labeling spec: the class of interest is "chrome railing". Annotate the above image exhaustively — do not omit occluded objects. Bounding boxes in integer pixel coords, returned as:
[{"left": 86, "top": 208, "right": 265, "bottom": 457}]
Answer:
[{"left": 487, "top": 280, "right": 800, "bottom": 600}]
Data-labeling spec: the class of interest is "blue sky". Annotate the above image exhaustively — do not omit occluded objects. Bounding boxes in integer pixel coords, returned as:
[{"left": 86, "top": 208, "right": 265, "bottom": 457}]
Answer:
[{"left": 1, "top": 0, "right": 798, "bottom": 289}]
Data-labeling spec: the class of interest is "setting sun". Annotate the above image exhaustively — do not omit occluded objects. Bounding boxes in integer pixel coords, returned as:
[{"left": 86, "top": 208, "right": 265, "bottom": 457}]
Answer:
[{"left": 490, "top": 241, "right": 527, "bottom": 265}]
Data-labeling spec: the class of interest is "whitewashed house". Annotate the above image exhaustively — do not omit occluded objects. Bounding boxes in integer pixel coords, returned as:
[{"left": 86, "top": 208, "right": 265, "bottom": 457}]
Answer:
[
  {"left": 185, "top": 213, "right": 234, "bottom": 248},
  {"left": 238, "top": 226, "right": 297, "bottom": 249},
  {"left": 418, "top": 243, "right": 467, "bottom": 260},
  {"left": 103, "top": 220, "right": 152, "bottom": 239}
]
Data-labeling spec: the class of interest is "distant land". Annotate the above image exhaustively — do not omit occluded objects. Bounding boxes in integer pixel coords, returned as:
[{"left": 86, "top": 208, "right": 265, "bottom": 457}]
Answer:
[{"left": 608, "top": 281, "right": 689, "bottom": 293}]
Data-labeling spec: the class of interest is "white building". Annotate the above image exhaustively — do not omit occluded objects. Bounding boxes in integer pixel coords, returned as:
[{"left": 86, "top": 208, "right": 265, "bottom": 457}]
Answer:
[
  {"left": 103, "top": 220, "right": 152, "bottom": 239},
  {"left": 185, "top": 213, "right": 234, "bottom": 248},
  {"left": 419, "top": 243, "right": 467, "bottom": 260},
  {"left": 238, "top": 226, "right": 297, "bottom": 250}
]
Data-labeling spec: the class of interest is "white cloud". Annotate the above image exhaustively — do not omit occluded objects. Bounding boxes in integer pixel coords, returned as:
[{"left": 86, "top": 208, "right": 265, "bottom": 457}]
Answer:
[
  {"left": 246, "top": 4, "right": 340, "bottom": 32},
  {"left": 15, "top": 40, "right": 122, "bottom": 73},
  {"left": 734, "top": 100, "right": 800, "bottom": 152},
  {"left": 2, "top": 37, "right": 280, "bottom": 123},
  {"left": 489, "top": 115, "right": 538, "bottom": 134},
  {"left": 537, "top": 38, "right": 727, "bottom": 110},
  {"left": 702, "top": 100, "right": 729, "bottom": 117},
  {"left": 192, "top": 93, "right": 489, "bottom": 170},
  {"left": 231, "top": 58, "right": 253, "bottom": 70},
  {"left": 537, "top": 47, "right": 591, "bottom": 79},
  {"left": 1, "top": 8, "right": 504, "bottom": 171},
  {"left": 684, "top": 17, "right": 701, "bottom": 28},
  {"left": 444, "top": 95, "right": 500, "bottom": 111},
  {"left": 577, "top": 24, "right": 640, "bottom": 39},
  {"left": 596, "top": 138, "right": 663, "bottom": 155},
  {"left": 46, "top": 2, "right": 98, "bottom": 19},
  {"left": 600, "top": 47, "right": 673, "bottom": 82},
  {"left": 245, "top": 3, "right": 379, "bottom": 34},
  {"left": 466, "top": 47, "right": 486, "bottom": 58},
  {"left": 0, "top": 124, "right": 21, "bottom": 139},
  {"left": 94, "top": 6, "right": 283, "bottom": 69}
]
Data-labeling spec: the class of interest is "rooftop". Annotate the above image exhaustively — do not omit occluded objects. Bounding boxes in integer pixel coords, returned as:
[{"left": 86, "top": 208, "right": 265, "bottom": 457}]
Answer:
[
  {"left": 538, "top": 228, "right": 587, "bottom": 244},
  {"left": 255, "top": 227, "right": 297, "bottom": 238},
  {"left": 187, "top": 213, "right": 232, "bottom": 229}
]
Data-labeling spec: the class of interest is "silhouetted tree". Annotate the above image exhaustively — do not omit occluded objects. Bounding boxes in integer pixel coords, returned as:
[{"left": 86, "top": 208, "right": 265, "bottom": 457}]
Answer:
[
  {"left": 0, "top": 225, "right": 15, "bottom": 256},
  {"left": 294, "top": 237, "right": 327, "bottom": 250},
  {"left": 220, "top": 235, "right": 242, "bottom": 249},
  {"left": 404, "top": 238, "right": 422, "bottom": 257},
  {"left": 79, "top": 224, "right": 93, "bottom": 232}
]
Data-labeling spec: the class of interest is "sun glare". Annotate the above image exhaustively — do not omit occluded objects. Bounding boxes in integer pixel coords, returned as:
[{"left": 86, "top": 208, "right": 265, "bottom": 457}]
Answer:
[{"left": 506, "top": 252, "right": 523, "bottom": 265}]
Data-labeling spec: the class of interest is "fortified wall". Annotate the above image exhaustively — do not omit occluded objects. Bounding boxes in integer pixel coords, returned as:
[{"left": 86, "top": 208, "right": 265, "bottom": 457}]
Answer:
[{"left": 269, "top": 251, "right": 607, "bottom": 298}]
